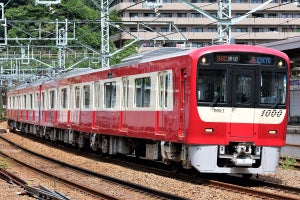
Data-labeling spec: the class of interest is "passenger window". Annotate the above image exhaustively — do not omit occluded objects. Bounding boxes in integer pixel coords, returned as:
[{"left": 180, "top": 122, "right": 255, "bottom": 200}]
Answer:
[
  {"left": 75, "top": 86, "right": 81, "bottom": 109},
  {"left": 83, "top": 85, "right": 90, "bottom": 109},
  {"left": 23, "top": 95, "right": 27, "bottom": 109},
  {"left": 122, "top": 78, "right": 129, "bottom": 108},
  {"left": 12, "top": 97, "right": 15, "bottom": 109},
  {"left": 17, "top": 96, "right": 20, "bottom": 109},
  {"left": 94, "top": 82, "right": 101, "bottom": 108},
  {"left": 49, "top": 90, "right": 56, "bottom": 109},
  {"left": 104, "top": 82, "right": 116, "bottom": 108},
  {"left": 29, "top": 93, "right": 33, "bottom": 109},
  {"left": 159, "top": 72, "right": 169, "bottom": 108},
  {"left": 35, "top": 93, "right": 40, "bottom": 109},
  {"left": 41, "top": 92, "right": 46, "bottom": 109},
  {"left": 135, "top": 77, "right": 151, "bottom": 107},
  {"left": 61, "top": 88, "right": 68, "bottom": 109}
]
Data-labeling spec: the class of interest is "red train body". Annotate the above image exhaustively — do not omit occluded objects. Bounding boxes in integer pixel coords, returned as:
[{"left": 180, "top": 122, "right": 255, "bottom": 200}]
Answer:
[{"left": 6, "top": 45, "right": 290, "bottom": 175}]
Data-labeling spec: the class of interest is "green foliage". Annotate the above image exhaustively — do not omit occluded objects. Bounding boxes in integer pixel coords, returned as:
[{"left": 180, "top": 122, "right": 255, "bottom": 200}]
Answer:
[
  {"left": 109, "top": 9, "right": 124, "bottom": 35},
  {"left": 280, "top": 156, "right": 296, "bottom": 170},
  {"left": 4, "top": 0, "right": 137, "bottom": 67},
  {"left": 59, "top": 0, "right": 99, "bottom": 20},
  {"left": 5, "top": 0, "right": 99, "bottom": 20},
  {"left": 110, "top": 40, "right": 138, "bottom": 65}
]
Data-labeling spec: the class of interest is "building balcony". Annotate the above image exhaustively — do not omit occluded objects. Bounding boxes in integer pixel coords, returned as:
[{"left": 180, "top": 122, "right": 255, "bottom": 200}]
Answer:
[
  {"left": 110, "top": 2, "right": 299, "bottom": 12},
  {"left": 111, "top": 31, "right": 300, "bottom": 41},
  {"left": 119, "top": 17, "right": 300, "bottom": 26}
]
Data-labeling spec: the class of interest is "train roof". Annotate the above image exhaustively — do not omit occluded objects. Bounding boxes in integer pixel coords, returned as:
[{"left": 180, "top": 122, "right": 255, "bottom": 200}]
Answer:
[
  {"left": 56, "top": 68, "right": 99, "bottom": 79},
  {"left": 112, "top": 47, "right": 190, "bottom": 68},
  {"left": 8, "top": 45, "right": 289, "bottom": 91},
  {"left": 11, "top": 68, "right": 97, "bottom": 90}
]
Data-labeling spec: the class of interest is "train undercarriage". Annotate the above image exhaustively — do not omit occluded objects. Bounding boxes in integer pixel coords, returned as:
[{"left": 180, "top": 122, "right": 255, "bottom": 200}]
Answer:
[{"left": 8, "top": 120, "right": 280, "bottom": 176}]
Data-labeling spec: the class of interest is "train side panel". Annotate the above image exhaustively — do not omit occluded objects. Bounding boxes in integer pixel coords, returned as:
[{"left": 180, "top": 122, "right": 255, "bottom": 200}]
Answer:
[{"left": 6, "top": 45, "right": 290, "bottom": 175}]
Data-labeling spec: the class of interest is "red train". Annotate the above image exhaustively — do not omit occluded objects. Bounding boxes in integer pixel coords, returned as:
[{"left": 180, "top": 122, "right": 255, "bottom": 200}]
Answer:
[{"left": 6, "top": 44, "right": 290, "bottom": 176}]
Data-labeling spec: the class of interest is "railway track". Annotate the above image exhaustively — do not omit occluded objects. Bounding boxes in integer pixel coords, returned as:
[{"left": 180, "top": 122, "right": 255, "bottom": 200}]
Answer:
[
  {"left": 0, "top": 141, "right": 122, "bottom": 200},
  {"left": 0, "top": 135, "right": 188, "bottom": 200},
  {"left": 1, "top": 131, "right": 300, "bottom": 200},
  {"left": 0, "top": 169, "right": 72, "bottom": 200}
]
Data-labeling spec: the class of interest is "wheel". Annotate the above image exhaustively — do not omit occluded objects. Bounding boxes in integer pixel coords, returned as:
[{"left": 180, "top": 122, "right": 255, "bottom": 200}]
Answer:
[
  {"left": 190, "top": 168, "right": 199, "bottom": 177},
  {"left": 171, "top": 162, "right": 182, "bottom": 173},
  {"left": 242, "top": 174, "right": 252, "bottom": 179}
]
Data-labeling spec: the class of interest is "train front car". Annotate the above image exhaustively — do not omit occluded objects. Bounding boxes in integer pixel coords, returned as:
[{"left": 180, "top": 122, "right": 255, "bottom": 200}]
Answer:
[{"left": 188, "top": 45, "right": 289, "bottom": 175}]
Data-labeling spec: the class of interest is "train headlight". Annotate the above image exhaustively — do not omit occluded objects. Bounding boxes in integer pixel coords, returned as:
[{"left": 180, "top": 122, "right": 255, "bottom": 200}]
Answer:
[
  {"left": 269, "top": 130, "right": 277, "bottom": 134},
  {"left": 204, "top": 128, "right": 214, "bottom": 133}
]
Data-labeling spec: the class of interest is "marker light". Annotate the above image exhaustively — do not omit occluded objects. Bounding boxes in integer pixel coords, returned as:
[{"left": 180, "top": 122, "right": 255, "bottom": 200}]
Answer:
[
  {"left": 278, "top": 60, "right": 283, "bottom": 68},
  {"left": 201, "top": 57, "right": 207, "bottom": 64},
  {"left": 269, "top": 130, "right": 277, "bottom": 134}
]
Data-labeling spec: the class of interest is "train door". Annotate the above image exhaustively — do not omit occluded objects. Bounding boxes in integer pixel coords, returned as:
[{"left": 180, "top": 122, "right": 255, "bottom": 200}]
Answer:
[
  {"left": 179, "top": 69, "right": 187, "bottom": 137},
  {"left": 70, "top": 85, "right": 81, "bottom": 125},
  {"left": 35, "top": 90, "right": 40, "bottom": 125},
  {"left": 41, "top": 91, "right": 46, "bottom": 123},
  {"left": 16, "top": 95, "right": 20, "bottom": 121},
  {"left": 121, "top": 77, "right": 129, "bottom": 131},
  {"left": 157, "top": 71, "right": 170, "bottom": 134},
  {"left": 230, "top": 67, "right": 256, "bottom": 138}
]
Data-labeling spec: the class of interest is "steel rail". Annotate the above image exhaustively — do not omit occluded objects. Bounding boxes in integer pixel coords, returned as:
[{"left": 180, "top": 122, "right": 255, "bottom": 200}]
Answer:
[{"left": 0, "top": 135, "right": 187, "bottom": 200}]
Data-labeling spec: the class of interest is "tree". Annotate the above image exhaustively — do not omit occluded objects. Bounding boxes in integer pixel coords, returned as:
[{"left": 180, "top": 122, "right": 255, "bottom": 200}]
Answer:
[
  {"left": 4, "top": 0, "right": 137, "bottom": 66},
  {"left": 110, "top": 40, "right": 138, "bottom": 65}
]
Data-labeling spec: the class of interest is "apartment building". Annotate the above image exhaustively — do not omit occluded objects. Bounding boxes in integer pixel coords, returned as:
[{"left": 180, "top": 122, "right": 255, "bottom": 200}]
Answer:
[{"left": 109, "top": 0, "right": 300, "bottom": 49}]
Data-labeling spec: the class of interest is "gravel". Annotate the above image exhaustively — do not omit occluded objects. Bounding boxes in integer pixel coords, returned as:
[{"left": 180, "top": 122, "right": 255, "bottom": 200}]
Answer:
[{"left": 1, "top": 121, "right": 299, "bottom": 200}]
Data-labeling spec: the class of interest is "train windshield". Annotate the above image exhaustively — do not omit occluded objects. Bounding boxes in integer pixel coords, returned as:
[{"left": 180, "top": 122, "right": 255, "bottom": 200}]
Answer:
[
  {"left": 197, "top": 52, "right": 288, "bottom": 108},
  {"left": 197, "top": 70, "right": 227, "bottom": 103},
  {"left": 260, "top": 72, "right": 286, "bottom": 106}
]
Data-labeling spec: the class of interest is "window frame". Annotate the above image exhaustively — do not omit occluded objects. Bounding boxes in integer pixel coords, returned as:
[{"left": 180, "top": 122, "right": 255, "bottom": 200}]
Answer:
[
  {"left": 23, "top": 94, "right": 27, "bottom": 109},
  {"left": 60, "top": 87, "right": 69, "bottom": 109},
  {"left": 104, "top": 81, "right": 117, "bottom": 109},
  {"left": 158, "top": 71, "right": 171, "bottom": 109},
  {"left": 41, "top": 91, "right": 47, "bottom": 110},
  {"left": 49, "top": 89, "right": 56, "bottom": 110},
  {"left": 94, "top": 81, "right": 102, "bottom": 109},
  {"left": 83, "top": 84, "right": 92, "bottom": 109},
  {"left": 29, "top": 93, "right": 34, "bottom": 110},
  {"left": 134, "top": 76, "right": 151, "bottom": 108},
  {"left": 35, "top": 92, "right": 40, "bottom": 109}
]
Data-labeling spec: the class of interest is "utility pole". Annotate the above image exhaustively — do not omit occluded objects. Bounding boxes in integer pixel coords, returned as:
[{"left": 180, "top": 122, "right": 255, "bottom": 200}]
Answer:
[
  {"left": 56, "top": 19, "right": 68, "bottom": 70},
  {"left": 100, "top": 0, "right": 167, "bottom": 69},
  {"left": 100, "top": 0, "right": 110, "bottom": 69},
  {"left": 216, "top": 0, "right": 232, "bottom": 44},
  {"left": 0, "top": 3, "right": 7, "bottom": 46}
]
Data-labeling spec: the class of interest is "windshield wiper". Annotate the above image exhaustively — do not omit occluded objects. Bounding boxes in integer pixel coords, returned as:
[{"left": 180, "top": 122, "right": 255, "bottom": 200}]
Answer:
[{"left": 210, "top": 94, "right": 220, "bottom": 107}]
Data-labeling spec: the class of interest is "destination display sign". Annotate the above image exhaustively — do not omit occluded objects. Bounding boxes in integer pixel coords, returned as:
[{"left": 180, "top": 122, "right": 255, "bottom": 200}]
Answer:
[{"left": 214, "top": 53, "right": 274, "bottom": 65}]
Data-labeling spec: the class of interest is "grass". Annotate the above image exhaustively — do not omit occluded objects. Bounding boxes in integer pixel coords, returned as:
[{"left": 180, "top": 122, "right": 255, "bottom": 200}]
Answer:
[
  {"left": 280, "top": 156, "right": 296, "bottom": 170},
  {"left": 0, "top": 158, "right": 11, "bottom": 170}
]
